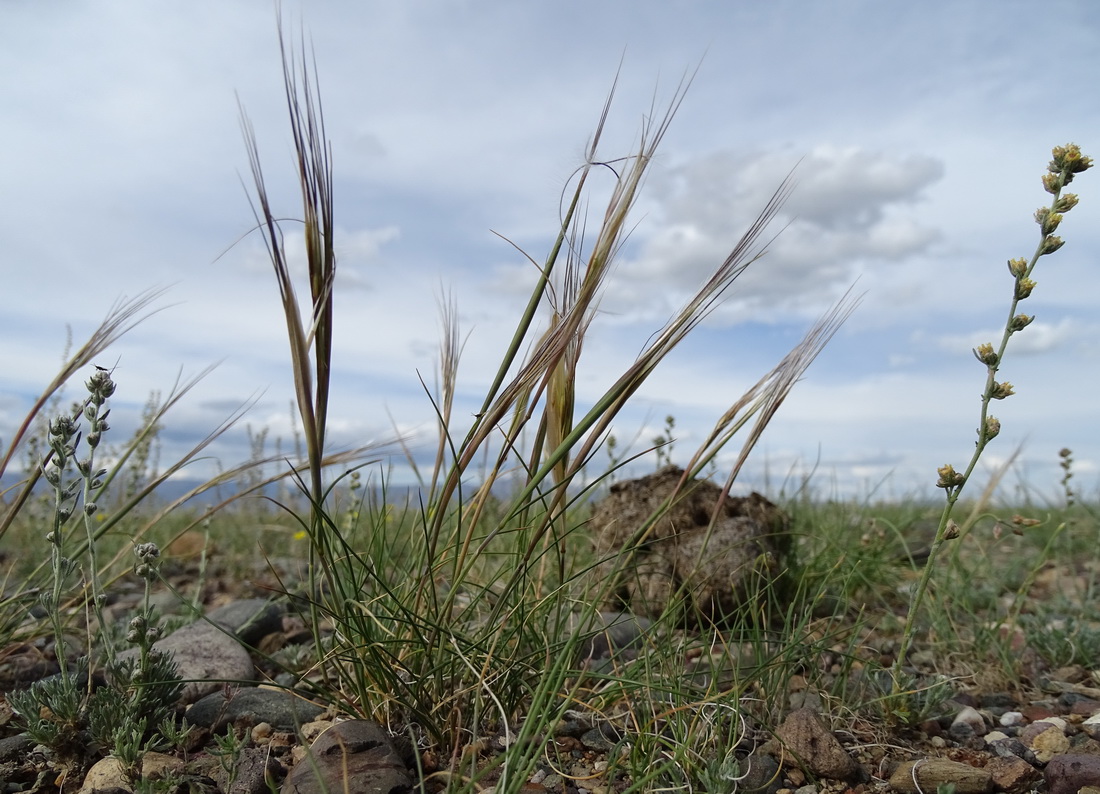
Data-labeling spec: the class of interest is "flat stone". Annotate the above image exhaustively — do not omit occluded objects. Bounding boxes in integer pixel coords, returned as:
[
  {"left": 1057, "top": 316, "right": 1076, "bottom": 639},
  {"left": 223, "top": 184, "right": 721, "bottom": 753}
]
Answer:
[
  {"left": 136, "top": 619, "right": 255, "bottom": 704},
  {"left": 889, "top": 759, "right": 992, "bottom": 794},
  {"left": 1082, "top": 713, "right": 1100, "bottom": 740},
  {"left": 204, "top": 598, "right": 285, "bottom": 646},
  {"left": 186, "top": 686, "right": 325, "bottom": 733},
  {"left": 0, "top": 733, "right": 34, "bottom": 764}
]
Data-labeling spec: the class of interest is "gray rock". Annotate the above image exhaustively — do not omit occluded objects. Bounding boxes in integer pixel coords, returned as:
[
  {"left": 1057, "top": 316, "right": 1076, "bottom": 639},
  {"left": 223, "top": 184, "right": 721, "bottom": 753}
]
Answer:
[
  {"left": 580, "top": 723, "right": 621, "bottom": 752},
  {"left": 951, "top": 705, "right": 988, "bottom": 737},
  {"left": 113, "top": 598, "right": 284, "bottom": 705},
  {"left": 739, "top": 754, "right": 783, "bottom": 794},
  {"left": 205, "top": 598, "right": 285, "bottom": 646},
  {"left": 575, "top": 611, "right": 652, "bottom": 669},
  {"left": 987, "top": 735, "right": 1031, "bottom": 762},
  {"left": 589, "top": 466, "right": 791, "bottom": 623},
  {"left": 186, "top": 686, "right": 324, "bottom": 733},
  {"left": 281, "top": 719, "right": 413, "bottom": 794},
  {"left": 118, "top": 618, "right": 255, "bottom": 704},
  {"left": 215, "top": 745, "right": 285, "bottom": 794},
  {"left": 0, "top": 733, "right": 34, "bottom": 764}
]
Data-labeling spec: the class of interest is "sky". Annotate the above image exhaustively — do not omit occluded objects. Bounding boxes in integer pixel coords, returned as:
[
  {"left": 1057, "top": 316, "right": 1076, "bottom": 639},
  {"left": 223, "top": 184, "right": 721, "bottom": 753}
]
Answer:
[{"left": 2, "top": 1, "right": 1099, "bottom": 505}]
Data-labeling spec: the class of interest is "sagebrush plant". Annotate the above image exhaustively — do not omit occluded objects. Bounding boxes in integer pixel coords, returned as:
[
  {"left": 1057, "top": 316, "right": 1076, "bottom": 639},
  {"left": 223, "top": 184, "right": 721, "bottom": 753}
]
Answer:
[
  {"left": 6, "top": 372, "right": 186, "bottom": 780},
  {"left": 890, "top": 144, "right": 1092, "bottom": 695},
  {"left": 0, "top": 302, "right": 369, "bottom": 784},
  {"left": 245, "top": 27, "right": 856, "bottom": 792}
]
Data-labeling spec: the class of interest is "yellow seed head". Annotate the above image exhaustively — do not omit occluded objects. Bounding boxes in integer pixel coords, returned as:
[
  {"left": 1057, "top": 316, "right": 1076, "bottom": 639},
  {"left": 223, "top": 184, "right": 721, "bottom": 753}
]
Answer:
[
  {"left": 936, "top": 464, "right": 965, "bottom": 489},
  {"left": 973, "top": 343, "right": 998, "bottom": 366},
  {"left": 1009, "top": 313, "right": 1033, "bottom": 331},
  {"left": 1007, "top": 257, "right": 1028, "bottom": 277},
  {"left": 984, "top": 416, "right": 1001, "bottom": 440},
  {"left": 1050, "top": 143, "right": 1093, "bottom": 175},
  {"left": 1035, "top": 208, "right": 1062, "bottom": 235},
  {"left": 1015, "top": 278, "right": 1036, "bottom": 300},
  {"left": 989, "top": 381, "right": 1015, "bottom": 400},
  {"left": 1054, "top": 193, "right": 1079, "bottom": 213},
  {"left": 1040, "top": 235, "right": 1065, "bottom": 255}
]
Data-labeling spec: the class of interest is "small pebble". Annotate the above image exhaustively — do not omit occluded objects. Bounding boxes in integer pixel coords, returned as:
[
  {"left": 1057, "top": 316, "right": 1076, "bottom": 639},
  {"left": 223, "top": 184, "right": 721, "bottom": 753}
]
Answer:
[
  {"left": 1037, "top": 716, "right": 1069, "bottom": 731},
  {"left": 989, "top": 736, "right": 1031, "bottom": 761},
  {"left": 1082, "top": 714, "right": 1100, "bottom": 740},
  {"left": 952, "top": 705, "right": 988, "bottom": 737},
  {"left": 251, "top": 721, "right": 273, "bottom": 742},
  {"left": 1032, "top": 727, "right": 1072, "bottom": 763},
  {"left": 1001, "top": 711, "right": 1025, "bottom": 727}
]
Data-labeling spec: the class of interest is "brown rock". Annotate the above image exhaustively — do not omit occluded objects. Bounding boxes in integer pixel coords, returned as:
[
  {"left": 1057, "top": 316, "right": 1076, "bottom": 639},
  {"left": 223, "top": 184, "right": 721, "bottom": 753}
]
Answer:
[
  {"left": 1046, "top": 755, "right": 1100, "bottom": 794},
  {"left": 1021, "top": 704, "right": 1058, "bottom": 721},
  {"left": 282, "top": 719, "right": 413, "bottom": 794},
  {"left": 987, "top": 756, "right": 1041, "bottom": 794},
  {"left": 773, "top": 708, "right": 864, "bottom": 783},
  {"left": 888, "top": 759, "right": 992, "bottom": 794},
  {"left": 1071, "top": 699, "right": 1100, "bottom": 716},
  {"left": 1030, "top": 726, "right": 1071, "bottom": 763},
  {"left": 589, "top": 465, "right": 791, "bottom": 622}
]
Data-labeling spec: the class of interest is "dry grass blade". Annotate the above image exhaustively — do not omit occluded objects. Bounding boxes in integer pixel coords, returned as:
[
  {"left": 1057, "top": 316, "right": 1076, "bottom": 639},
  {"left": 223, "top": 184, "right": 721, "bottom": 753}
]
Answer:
[
  {"left": 239, "top": 17, "right": 335, "bottom": 530},
  {"left": 548, "top": 174, "right": 799, "bottom": 494},
  {"left": 693, "top": 286, "right": 862, "bottom": 490},
  {"left": 422, "top": 76, "right": 700, "bottom": 594}
]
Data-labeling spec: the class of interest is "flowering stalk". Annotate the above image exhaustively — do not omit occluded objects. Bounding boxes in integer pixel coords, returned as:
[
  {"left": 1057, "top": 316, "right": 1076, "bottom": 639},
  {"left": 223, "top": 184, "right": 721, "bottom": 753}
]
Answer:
[
  {"left": 40, "top": 411, "right": 83, "bottom": 687},
  {"left": 891, "top": 144, "right": 1092, "bottom": 692},
  {"left": 80, "top": 368, "right": 116, "bottom": 664}
]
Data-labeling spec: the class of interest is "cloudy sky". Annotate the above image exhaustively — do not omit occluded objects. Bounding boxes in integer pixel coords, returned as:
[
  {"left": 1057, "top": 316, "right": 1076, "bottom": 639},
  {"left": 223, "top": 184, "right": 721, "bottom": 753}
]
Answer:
[{"left": 2, "top": 1, "right": 1098, "bottom": 504}]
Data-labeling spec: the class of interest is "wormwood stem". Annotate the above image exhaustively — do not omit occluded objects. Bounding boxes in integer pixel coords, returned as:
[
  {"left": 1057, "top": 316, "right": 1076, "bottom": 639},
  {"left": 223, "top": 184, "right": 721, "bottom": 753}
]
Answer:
[{"left": 891, "top": 145, "right": 1092, "bottom": 696}]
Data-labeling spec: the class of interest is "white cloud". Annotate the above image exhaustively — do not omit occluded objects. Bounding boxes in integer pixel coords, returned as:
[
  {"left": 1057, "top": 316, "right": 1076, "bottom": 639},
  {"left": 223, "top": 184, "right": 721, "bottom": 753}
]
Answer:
[
  {"left": 936, "top": 317, "right": 1082, "bottom": 357},
  {"left": 239, "top": 224, "right": 399, "bottom": 289},
  {"left": 579, "top": 146, "right": 945, "bottom": 324}
]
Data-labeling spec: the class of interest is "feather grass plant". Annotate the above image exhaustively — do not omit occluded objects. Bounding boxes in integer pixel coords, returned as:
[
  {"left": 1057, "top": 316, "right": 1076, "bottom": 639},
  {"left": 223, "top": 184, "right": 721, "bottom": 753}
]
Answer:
[{"left": 245, "top": 27, "right": 859, "bottom": 792}]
